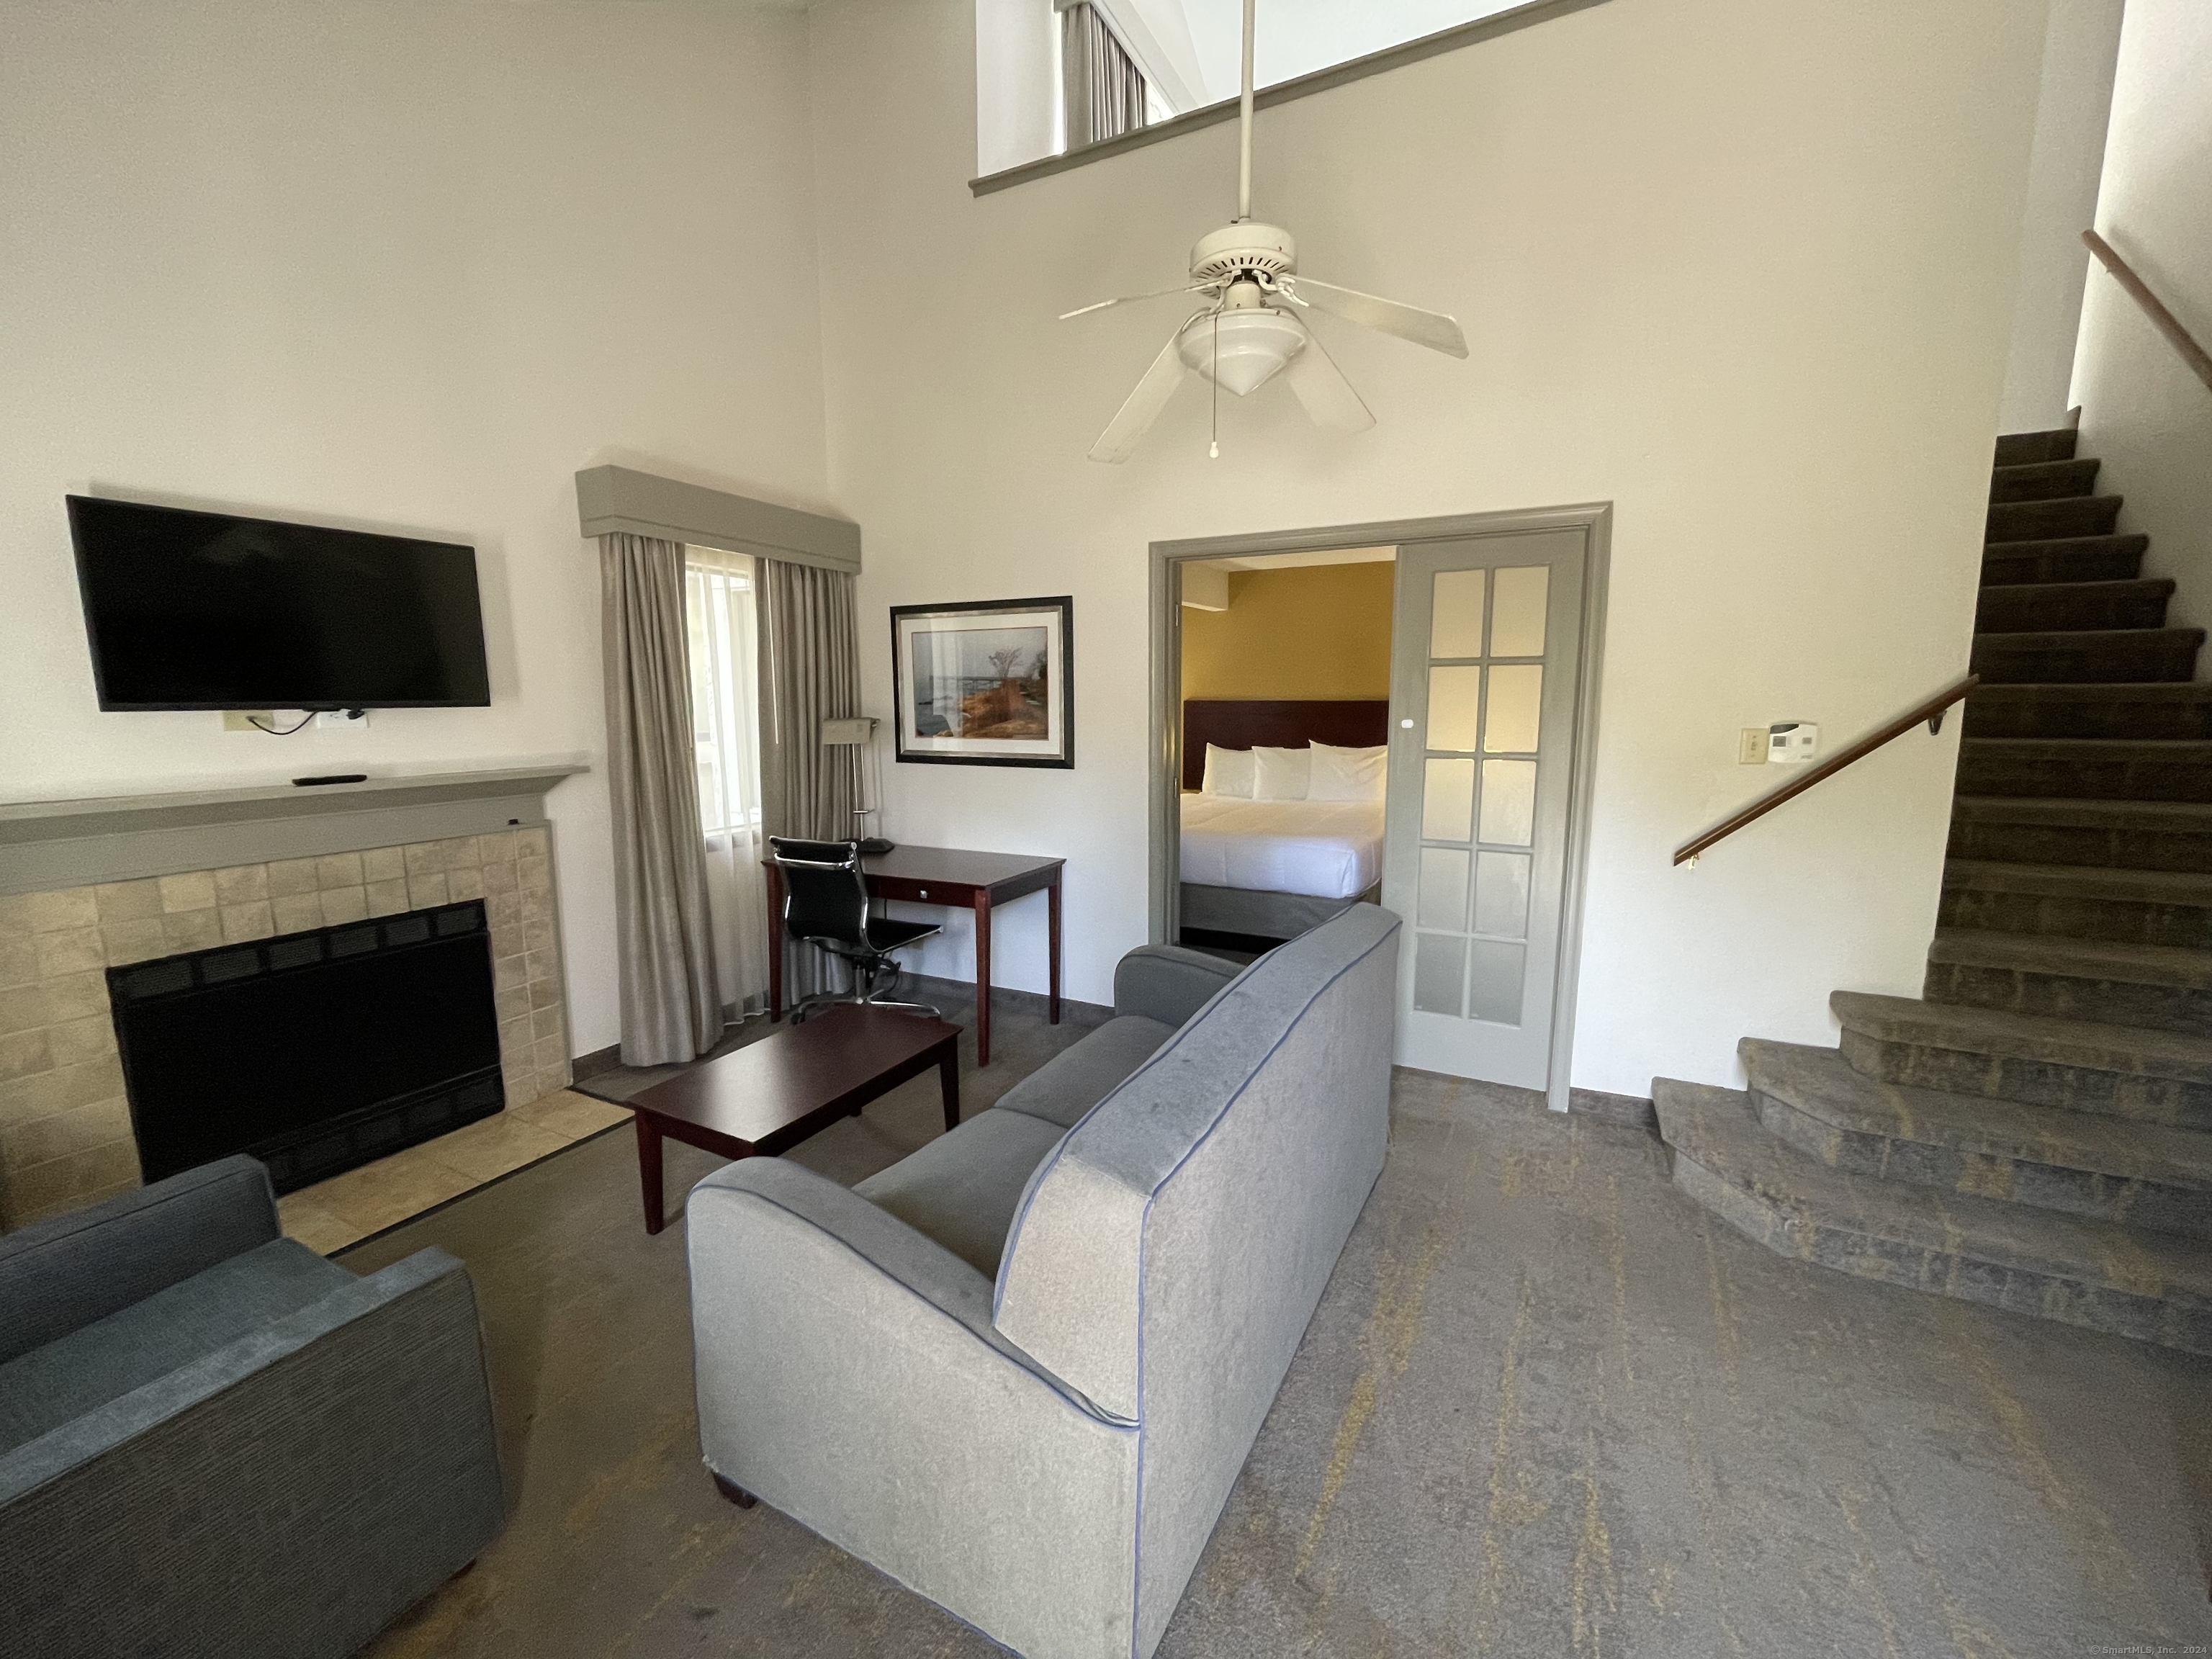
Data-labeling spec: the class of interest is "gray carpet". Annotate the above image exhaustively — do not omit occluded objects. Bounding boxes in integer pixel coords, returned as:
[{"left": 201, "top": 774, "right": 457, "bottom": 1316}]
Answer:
[{"left": 349, "top": 1002, "right": 2212, "bottom": 1658}]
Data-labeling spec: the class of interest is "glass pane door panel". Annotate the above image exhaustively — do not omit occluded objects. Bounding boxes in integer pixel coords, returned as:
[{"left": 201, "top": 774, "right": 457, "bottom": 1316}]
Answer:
[
  {"left": 1413, "top": 933, "right": 1466, "bottom": 1015},
  {"left": 1491, "top": 566, "right": 1550, "bottom": 657},
  {"left": 1477, "top": 759, "right": 1537, "bottom": 845},
  {"left": 1483, "top": 665, "right": 1542, "bottom": 753},
  {"left": 1430, "top": 569, "right": 1486, "bottom": 657},
  {"left": 1469, "top": 940, "right": 1527, "bottom": 1024},
  {"left": 1426, "top": 666, "right": 1483, "bottom": 752},
  {"left": 1473, "top": 850, "right": 1531, "bottom": 938},
  {"left": 1422, "top": 759, "right": 1475, "bottom": 842},
  {"left": 1417, "top": 847, "right": 1471, "bottom": 931}
]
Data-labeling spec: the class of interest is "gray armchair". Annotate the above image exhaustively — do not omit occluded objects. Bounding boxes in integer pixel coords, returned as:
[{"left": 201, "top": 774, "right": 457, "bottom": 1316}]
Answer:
[{"left": 0, "top": 1156, "right": 504, "bottom": 1659}]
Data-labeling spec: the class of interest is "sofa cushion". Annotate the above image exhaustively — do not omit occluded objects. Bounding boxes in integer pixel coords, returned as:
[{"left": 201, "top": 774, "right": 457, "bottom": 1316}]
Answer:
[
  {"left": 854, "top": 1109, "right": 1068, "bottom": 1277},
  {"left": 0, "top": 1236, "right": 351, "bottom": 1457},
  {"left": 994, "top": 1016, "right": 1177, "bottom": 1130}
]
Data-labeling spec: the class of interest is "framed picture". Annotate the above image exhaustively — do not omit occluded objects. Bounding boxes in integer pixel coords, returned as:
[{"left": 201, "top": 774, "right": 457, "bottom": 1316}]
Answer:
[{"left": 890, "top": 596, "right": 1074, "bottom": 769}]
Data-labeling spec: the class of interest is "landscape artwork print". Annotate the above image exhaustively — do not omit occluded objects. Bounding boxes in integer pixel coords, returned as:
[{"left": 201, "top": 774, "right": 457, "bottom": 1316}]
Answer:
[{"left": 890, "top": 597, "right": 1073, "bottom": 768}]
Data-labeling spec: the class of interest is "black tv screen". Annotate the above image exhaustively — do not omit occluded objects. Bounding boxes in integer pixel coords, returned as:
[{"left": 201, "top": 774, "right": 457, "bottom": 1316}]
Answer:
[{"left": 68, "top": 495, "right": 492, "bottom": 711}]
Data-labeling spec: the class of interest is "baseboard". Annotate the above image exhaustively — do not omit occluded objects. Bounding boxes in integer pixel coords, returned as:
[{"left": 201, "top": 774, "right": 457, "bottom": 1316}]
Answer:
[
  {"left": 1568, "top": 1086, "right": 1658, "bottom": 1129},
  {"left": 570, "top": 1042, "right": 624, "bottom": 1083},
  {"left": 901, "top": 971, "right": 1114, "bottom": 1028}
]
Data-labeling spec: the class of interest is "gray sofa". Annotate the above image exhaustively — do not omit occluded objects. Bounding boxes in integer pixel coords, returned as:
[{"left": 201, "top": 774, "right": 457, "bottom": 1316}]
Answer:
[
  {"left": 0, "top": 1156, "right": 505, "bottom": 1659},
  {"left": 688, "top": 903, "right": 1401, "bottom": 1659}
]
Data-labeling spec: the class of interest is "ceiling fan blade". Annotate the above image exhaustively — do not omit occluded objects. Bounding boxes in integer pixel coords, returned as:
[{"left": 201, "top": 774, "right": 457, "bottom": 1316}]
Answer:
[
  {"left": 1060, "top": 283, "right": 1217, "bottom": 321},
  {"left": 1087, "top": 329, "right": 1192, "bottom": 463},
  {"left": 1285, "top": 276, "right": 1469, "bottom": 359},
  {"left": 1282, "top": 325, "right": 1375, "bottom": 433}
]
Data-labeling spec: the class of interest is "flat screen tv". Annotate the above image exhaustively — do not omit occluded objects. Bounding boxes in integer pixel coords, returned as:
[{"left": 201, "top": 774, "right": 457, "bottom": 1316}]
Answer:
[{"left": 68, "top": 495, "right": 492, "bottom": 711}]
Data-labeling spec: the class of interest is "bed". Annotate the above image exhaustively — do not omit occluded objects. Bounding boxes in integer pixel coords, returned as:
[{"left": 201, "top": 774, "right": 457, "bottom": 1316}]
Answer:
[{"left": 1178, "top": 699, "right": 1390, "bottom": 945}]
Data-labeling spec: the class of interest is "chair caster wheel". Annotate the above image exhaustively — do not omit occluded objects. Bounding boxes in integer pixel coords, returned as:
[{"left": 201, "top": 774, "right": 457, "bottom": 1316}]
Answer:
[{"left": 713, "top": 1473, "right": 757, "bottom": 1509}]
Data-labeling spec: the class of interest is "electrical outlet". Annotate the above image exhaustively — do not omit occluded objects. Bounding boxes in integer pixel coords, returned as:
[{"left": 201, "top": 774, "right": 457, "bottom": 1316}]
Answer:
[
  {"left": 222, "top": 711, "right": 276, "bottom": 732},
  {"left": 316, "top": 709, "right": 369, "bottom": 730},
  {"left": 1737, "top": 727, "right": 1768, "bottom": 765}
]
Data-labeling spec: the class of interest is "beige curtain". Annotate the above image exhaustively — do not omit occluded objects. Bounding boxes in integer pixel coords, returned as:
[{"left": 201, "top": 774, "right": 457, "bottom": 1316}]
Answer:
[
  {"left": 1061, "top": 1, "right": 1148, "bottom": 148},
  {"left": 600, "top": 533, "right": 722, "bottom": 1064},
  {"left": 757, "top": 558, "right": 862, "bottom": 997}
]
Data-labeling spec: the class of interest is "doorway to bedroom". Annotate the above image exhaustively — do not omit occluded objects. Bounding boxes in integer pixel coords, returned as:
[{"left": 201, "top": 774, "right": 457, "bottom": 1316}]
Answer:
[
  {"left": 1174, "top": 547, "right": 1396, "bottom": 961},
  {"left": 1150, "top": 507, "right": 1610, "bottom": 1106}
]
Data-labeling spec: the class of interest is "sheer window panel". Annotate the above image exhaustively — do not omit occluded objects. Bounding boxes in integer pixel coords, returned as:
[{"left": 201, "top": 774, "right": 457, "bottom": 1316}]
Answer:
[{"left": 685, "top": 547, "right": 770, "bottom": 1015}]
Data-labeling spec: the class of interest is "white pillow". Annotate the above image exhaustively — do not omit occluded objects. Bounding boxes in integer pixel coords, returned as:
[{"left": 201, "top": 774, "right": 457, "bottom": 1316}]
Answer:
[
  {"left": 1308, "top": 741, "right": 1388, "bottom": 802},
  {"left": 1200, "top": 743, "right": 1255, "bottom": 798},
  {"left": 1252, "top": 746, "right": 1311, "bottom": 801}
]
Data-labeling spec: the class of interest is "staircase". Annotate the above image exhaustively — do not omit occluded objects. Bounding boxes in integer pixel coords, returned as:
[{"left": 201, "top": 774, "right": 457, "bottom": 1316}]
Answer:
[{"left": 1655, "top": 428, "right": 2212, "bottom": 1354}]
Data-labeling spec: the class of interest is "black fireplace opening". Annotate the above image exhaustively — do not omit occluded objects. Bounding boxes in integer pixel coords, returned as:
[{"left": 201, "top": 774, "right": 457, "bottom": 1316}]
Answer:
[{"left": 109, "top": 900, "right": 505, "bottom": 1195}]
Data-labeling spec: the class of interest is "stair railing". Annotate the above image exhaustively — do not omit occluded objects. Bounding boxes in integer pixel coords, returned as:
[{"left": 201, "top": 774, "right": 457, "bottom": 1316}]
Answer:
[
  {"left": 2083, "top": 230, "right": 2212, "bottom": 396},
  {"left": 1674, "top": 675, "right": 1979, "bottom": 867}
]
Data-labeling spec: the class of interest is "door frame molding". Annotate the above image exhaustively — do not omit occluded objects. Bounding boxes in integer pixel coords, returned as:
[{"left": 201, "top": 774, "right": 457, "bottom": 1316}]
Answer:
[{"left": 1148, "top": 502, "right": 1612, "bottom": 1112}]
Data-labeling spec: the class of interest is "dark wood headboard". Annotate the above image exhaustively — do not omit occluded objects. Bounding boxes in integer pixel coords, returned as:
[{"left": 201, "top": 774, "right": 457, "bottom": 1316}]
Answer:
[{"left": 1180, "top": 699, "right": 1392, "bottom": 790}]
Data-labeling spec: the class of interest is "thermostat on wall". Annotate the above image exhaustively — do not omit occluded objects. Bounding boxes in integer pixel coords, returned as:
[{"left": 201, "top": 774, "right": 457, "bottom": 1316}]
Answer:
[{"left": 1768, "top": 722, "right": 1819, "bottom": 764}]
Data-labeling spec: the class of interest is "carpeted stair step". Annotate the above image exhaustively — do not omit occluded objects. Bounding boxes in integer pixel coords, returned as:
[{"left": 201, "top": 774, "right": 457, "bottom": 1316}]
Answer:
[
  {"left": 1971, "top": 626, "right": 2203, "bottom": 683},
  {"left": 1653, "top": 1079, "right": 2212, "bottom": 1353},
  {"left": 1939, "top": 858, "right": 2212, "bottom": 948},
  {"left": 1954, "top": 737, "right": 2212, "bottom": 802},
  {"left": 1987, "top": 495, "right": 2123, "bottom": 542},
  {"left": 1829, "top": 990, "right": 2212, "bottom": 1128},
  {"left": 1994, "top": 429, "right": 2079, "bottom": 467},
  {"left": 1948, "top": 796, "right": 2212, "bottom": 873},
  {"left": 1974, "top": 578, "right": 2172, "bottom": 634},
  {"left": 1982, "top": 533, "right": 2148, "bottom": 586},
  {"left": 1989, "top": 457, "right": 2100, "bottom": 503},
  {"left": 1925, "top": 927, "right": 2212, "bottom": 1037},
  {"left": 1961, "top": 683, "right": 2212, "bottom": 742},
  {"left": 1740, "top": 1038, "right": 2212, "bottom": 1236}
]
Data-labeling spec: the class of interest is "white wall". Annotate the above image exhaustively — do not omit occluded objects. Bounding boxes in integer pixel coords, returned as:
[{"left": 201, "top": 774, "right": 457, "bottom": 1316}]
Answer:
[
  {"left": 811, "top": 0, "right": 2045, "bottom": 1096},
  {"left": 1998, "top": 0, "right": 2125, "bottom": 433},
  {"left": 0, "top": 0, "right": 830, "bottom": 1057},
  {"left": 2070, "top": 0, "right": 2212, "bottom": 642}
]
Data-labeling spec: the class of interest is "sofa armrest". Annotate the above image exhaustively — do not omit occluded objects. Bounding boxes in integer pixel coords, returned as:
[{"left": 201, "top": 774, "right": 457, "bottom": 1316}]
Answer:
[
  {"left": 686, "top": 1159, "right": 1142, "bottom": 1659},
  {"left": 1112, "top": 942, "right": 1244, "bottom": 1028},
  {"left": 0, "top": 1155, "right": 279, "bottom": 1364},
  {"left": 0, "top": 1246, "right": 504, "bottom": 1659}
]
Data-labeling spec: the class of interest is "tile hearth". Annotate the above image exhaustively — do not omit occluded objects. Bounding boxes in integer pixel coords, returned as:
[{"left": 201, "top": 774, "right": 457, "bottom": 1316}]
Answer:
[
  {"left": 0, "top": 826, "right": 572, "bottom": 1231},
  {"left": 278, "top": 1089, "right": 630, "bottom": 1254}
]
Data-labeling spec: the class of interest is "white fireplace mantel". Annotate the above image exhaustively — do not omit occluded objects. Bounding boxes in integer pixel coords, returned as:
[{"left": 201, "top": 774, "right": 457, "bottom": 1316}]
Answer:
[{"left": 0, "top": 764, "right": 588, "bottom": 895}]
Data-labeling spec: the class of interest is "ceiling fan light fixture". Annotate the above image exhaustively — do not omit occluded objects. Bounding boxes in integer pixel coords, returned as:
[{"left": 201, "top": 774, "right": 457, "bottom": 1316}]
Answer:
[{"left": 1177, "top": 307, "right": 1306, "bottom": 397}]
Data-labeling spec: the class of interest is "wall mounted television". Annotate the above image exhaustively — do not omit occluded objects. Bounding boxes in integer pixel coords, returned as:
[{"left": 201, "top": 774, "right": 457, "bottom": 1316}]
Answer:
[{"left": 68, "top": 495, "right": 492, "bottom": 711}]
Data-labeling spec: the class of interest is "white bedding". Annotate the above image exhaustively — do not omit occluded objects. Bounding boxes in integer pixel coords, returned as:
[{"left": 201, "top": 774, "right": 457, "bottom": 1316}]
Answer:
[{"left": 1179, "top": 794, "right": 1385, "bottom": 900}]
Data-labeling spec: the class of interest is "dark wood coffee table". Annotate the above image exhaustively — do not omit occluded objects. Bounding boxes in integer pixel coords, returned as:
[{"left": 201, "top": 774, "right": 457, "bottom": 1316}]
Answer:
[{"left": 624, "top": 1004, "right": 962, "bottom": 1235}]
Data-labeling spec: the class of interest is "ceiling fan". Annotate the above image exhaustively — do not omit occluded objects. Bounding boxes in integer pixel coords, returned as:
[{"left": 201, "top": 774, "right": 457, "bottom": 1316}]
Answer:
[{"left": 1064, "top": 0, "right": 1469, "bottom": 463}]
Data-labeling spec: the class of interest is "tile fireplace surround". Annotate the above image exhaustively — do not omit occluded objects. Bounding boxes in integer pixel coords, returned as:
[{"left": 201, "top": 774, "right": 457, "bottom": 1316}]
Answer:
[{"left": 0, "top": 768, "right": 586, "bottom": 1231}]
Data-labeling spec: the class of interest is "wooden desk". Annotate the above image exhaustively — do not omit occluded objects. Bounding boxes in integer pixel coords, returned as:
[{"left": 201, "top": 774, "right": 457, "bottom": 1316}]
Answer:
[{"left": 765, "top": 845, "right": 1063, "bottom": 1066}]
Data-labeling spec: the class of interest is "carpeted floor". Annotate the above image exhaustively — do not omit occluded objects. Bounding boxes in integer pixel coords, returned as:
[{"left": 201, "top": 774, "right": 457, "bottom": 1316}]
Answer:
[{"left": 349, "top": 994, "right": 2212, "bottom": 1658}]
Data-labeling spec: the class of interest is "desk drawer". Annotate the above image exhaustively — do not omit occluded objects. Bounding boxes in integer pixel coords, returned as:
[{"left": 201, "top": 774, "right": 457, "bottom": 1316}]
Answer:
[{"left": 871, "top": 877, "right": 974, "bottom": 905}]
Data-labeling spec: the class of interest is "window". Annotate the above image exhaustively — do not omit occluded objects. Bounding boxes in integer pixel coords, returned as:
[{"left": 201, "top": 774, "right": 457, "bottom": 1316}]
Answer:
[{"left": 683, "top": 547, "right": 770, "bottom": 1014}]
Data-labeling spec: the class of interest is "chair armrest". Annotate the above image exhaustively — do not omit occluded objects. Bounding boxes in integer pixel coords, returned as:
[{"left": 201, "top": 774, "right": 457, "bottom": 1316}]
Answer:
[
  {"left": 685, "top": 1159, "right": 1141, "bottom": 1659},
  {"left": 0, "top": 1246, "right": 504, "bottom": 1659},
  {"left": 0, "top": 1155, "right": 279, "bottom": 1364},
  {"left": 1112, "top": 942, "right": 1244, "bottom": 1028}
]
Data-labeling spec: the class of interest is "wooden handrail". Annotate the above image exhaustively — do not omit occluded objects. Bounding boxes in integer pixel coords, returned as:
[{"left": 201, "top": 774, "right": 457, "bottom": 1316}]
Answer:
[
  {"left": 2083, "top": 229, "right": 2212, "bottom": 396},
  {"left": 1674, "top": 675, "right": 1979, "bottom": 867}
]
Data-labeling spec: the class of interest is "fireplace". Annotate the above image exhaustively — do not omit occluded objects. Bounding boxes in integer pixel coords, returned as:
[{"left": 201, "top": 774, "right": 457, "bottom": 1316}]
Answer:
[{"left": 109, "top": 900, "right": 504, "bottom": 1195}]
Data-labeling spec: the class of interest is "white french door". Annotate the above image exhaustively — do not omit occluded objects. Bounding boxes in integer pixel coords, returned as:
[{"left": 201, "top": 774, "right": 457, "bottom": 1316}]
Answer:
[{"left": 1382, "top": 529, "right": 1589, "bottom": 1087}]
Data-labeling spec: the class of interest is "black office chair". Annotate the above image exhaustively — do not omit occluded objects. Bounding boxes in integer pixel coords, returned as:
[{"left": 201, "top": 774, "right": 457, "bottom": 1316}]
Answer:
[{"left": 768, "top": 837, "right": 943, "bottom": 1022}]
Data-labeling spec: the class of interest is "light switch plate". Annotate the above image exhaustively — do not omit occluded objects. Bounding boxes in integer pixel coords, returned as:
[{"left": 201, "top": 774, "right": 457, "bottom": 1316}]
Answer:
[{"left": 1737, "top": 727, "right": 1768, "bottom": 765}]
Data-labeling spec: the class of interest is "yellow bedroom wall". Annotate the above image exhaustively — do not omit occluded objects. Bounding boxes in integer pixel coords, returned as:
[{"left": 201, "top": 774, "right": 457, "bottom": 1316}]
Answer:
[{"left": 1180, "top": 564, "right": 1395, "bottom": 701}]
